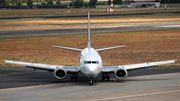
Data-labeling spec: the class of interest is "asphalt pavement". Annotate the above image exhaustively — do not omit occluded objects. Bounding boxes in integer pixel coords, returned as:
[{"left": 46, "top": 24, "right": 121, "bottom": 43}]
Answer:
[
  {"left": 1, "top": 21, "right": 180, "bottom": 37},
  {"left": 0, "top": 67, "right": 180, "bottom": 89}
]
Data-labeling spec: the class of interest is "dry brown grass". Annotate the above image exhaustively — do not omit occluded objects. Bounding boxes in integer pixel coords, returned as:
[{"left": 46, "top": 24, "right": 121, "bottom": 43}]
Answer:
[
  {"left": 1, "top": 14, "right": 180, "bottom": 31},
  {"left": 0, "top": 29, "right": 180, "bottom": 67}
]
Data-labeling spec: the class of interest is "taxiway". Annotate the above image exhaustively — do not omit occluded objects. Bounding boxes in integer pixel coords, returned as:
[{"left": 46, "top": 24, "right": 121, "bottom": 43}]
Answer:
[
  {"left": 0, "top": 21, "right": 180, "bottom": 37},
  {"left": 0, "top": 68, "right": 180, "bottom": 101}
]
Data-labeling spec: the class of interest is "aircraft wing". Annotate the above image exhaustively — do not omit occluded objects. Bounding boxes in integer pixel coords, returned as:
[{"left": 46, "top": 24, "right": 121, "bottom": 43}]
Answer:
[
  {"left": 122, "top": 60, "right": 177, "bottom": 70},
  {"left": 3, "top": 60, "right": 79, "bottom": 73},
  {"left": 102, "top": 60, "right": 177, "bottom": 72}
]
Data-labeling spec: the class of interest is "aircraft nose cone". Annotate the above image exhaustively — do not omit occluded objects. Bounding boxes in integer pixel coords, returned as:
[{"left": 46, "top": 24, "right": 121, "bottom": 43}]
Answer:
[
  {"left": 87, "top": 65, "right": 97, "bottom": 73},
  {"left": 84, "top": 65, "right": 99, "bottom": 78}
]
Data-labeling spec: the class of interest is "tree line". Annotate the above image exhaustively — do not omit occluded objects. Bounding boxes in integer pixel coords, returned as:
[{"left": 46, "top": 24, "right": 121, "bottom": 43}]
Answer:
[
  {"left": 1, "top": 0, "right": 180, "bottom": 9},
  {"left": 0, "top": 0, "right": 99, "bottom": 8}
]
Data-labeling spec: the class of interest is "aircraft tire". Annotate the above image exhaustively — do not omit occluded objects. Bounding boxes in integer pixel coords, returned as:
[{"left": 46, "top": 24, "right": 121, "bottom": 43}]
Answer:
[
  {"left": 71, "top": 75, "right": 74, "bottom": 82},
  {"left": 75, "top": 75, "right": 78, "bottom": 82},
  {"left": 107, "top": 75, "right": 110, "bottom": 81},
  {"left": 89, "top": 78, "right": 94, "bottom": 86},
  {"left": 102, "top": 75, "right": 105, "bottom": 81}
]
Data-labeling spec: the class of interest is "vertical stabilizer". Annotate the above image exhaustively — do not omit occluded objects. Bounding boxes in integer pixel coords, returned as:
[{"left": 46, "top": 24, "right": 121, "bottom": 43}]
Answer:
[{"left": 87, "top": 12, "right": 91, "bottom": 51}]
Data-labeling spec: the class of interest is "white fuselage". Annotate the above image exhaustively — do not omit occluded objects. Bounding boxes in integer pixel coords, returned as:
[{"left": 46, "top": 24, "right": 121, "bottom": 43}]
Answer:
[{"left": 79, "top": 48, "right": 102, "bottom": 78}]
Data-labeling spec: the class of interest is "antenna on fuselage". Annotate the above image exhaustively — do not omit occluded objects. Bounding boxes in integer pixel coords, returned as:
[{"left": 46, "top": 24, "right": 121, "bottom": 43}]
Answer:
[{"left": 87, "top": 12, "right": 91, "bottom": 52}]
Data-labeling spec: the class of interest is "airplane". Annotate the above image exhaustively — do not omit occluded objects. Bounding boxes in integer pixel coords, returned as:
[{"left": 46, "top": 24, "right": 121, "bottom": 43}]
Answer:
[{"left": 3, "top": 12, "right": 177, "bottom": 86}]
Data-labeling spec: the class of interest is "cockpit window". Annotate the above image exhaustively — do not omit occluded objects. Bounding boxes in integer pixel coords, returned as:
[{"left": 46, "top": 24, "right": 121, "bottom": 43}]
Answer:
[
  {"left": 84, "top": 61, "right": 99, "bottom": 64},
  {"left": 92, "top": 61, "right": 96, "bottom": 64},
  {"left": 87, "top": 61, "right": 91, "bottom": 64}
]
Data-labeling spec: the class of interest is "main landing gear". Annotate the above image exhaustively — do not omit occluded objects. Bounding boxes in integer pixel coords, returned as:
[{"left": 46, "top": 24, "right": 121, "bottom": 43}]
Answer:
[
  {"left": 89, "top": 77, "right": 94, "bottom": 86},
  {"left": 70, "top": 74, "right": 78, "bottom": 82},
  {"left": 102, "top": 74, "right": 110, "bottom": 81}
]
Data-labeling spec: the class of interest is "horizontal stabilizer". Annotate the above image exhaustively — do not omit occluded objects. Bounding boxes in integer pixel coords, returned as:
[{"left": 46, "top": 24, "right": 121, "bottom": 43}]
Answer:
[
  {"left": 52, "top": 45, "right": 82, "bottom": 52},
  {"left": 96, "top": 45, "right": 125, "bottom": 52}
]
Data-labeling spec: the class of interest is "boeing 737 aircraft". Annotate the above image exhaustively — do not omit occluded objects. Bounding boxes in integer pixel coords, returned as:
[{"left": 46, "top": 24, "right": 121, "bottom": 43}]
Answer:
[{"left": 3, "top": 13, "right": 176, "bottom": 85}]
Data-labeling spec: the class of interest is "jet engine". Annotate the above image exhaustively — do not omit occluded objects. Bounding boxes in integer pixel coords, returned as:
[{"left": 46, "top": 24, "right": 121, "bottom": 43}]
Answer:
[
  {"left": 114, "top": 66, "right": 128, "bottom": 79},
  {"left": 54, "top": 66, "right": 67, "bottom": 79}
]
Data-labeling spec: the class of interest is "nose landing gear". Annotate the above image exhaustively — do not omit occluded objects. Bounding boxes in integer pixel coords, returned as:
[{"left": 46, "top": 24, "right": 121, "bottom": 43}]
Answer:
[{"left": 89, "top": 78, "right": 94, "bottom": 86}]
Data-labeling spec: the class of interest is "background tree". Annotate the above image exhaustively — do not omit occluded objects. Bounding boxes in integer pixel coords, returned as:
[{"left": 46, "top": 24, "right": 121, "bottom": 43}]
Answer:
[
  {"left": 56, "top": 0, "right": 62, "bottom": 5},
  {"left": 70, "top": 0, "right": 84, "bottom": 8},
  {"left": 15, "top": 0, "right": 22, "bottom": 6},
  {"left": 27, "top": 0, "right": 33, "bottom": 8},
  {"left": 160, "top": 0, "right": 166, "bottom": 3},
  {"left": 89, "top": 0, "right": 97, "bottom": 8},
  {"left": 0, "top": 0, "right": 7, "bottom": 6},
  {"left": 84, "top": 2, "right": 88, "bottom": 8},
  {"left": 9, "top": 0, "right": 17, "bottom": 5},
  {"left": 47, "top": 0, "right": 53, "bottom": 5},
  {"left": 108, "top": 0, "right": 122, "bottom": 5}
]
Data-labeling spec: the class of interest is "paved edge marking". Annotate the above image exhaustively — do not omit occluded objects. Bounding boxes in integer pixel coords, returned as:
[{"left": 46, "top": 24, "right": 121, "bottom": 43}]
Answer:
[{"left": 87, "top": 90, "right": 180, "bottom": 101}]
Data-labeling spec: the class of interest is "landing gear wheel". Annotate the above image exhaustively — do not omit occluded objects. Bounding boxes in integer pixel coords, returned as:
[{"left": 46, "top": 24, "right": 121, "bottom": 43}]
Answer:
[
  {"left": 89, "top": 78, "right": 94, "bottom": 86},
  {"left": 107, "top": 75, "right": 110, "bottom": 81},
  {"left": 75, "top": 75, "right": 78, "bottom": 82},
  {"left": 102, "top": 75, "right": 105, "bottom": 81},
  {"left": 71, "top": 75, "right": 74, "bottom": 82},
  {"left": 70, "top": 74, "right": 78, "bottom": 82},
  {"left": 102, "top": 74, "right": 110, "bottom": 81}
]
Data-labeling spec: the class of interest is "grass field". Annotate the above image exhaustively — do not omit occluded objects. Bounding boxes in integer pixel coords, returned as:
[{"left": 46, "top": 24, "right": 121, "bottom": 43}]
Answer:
[{"left": 0, "top": 29, "right": 179, "bottom": 67}]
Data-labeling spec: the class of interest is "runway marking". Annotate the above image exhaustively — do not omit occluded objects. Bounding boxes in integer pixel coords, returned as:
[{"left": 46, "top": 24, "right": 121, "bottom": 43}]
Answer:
[
  {"left": 88, "top": 90, "right": 180, "bottom": 101},
  {"left": 155, "top": 25, "right": 180, "bottom": 28},
  {"left": 91, "top": 25, "right": 139, "bottom": 28}
]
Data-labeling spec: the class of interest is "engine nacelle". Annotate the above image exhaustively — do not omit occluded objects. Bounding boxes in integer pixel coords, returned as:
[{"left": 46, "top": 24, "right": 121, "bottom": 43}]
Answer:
[
  {"left": 54, "top": 66, "right": 67, "bottom": 79},
  {"left": 114, "top": 66, "right": 128, "bottom": 79}
]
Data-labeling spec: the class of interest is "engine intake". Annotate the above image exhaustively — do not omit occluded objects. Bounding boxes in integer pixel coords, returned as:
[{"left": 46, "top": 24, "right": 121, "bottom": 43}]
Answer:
[
  {"left": 54, "top": 66, "right": 67, "bottom": 79},
  {"left": 114, "top": 66, "right": 128, "bottom": 79}
]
